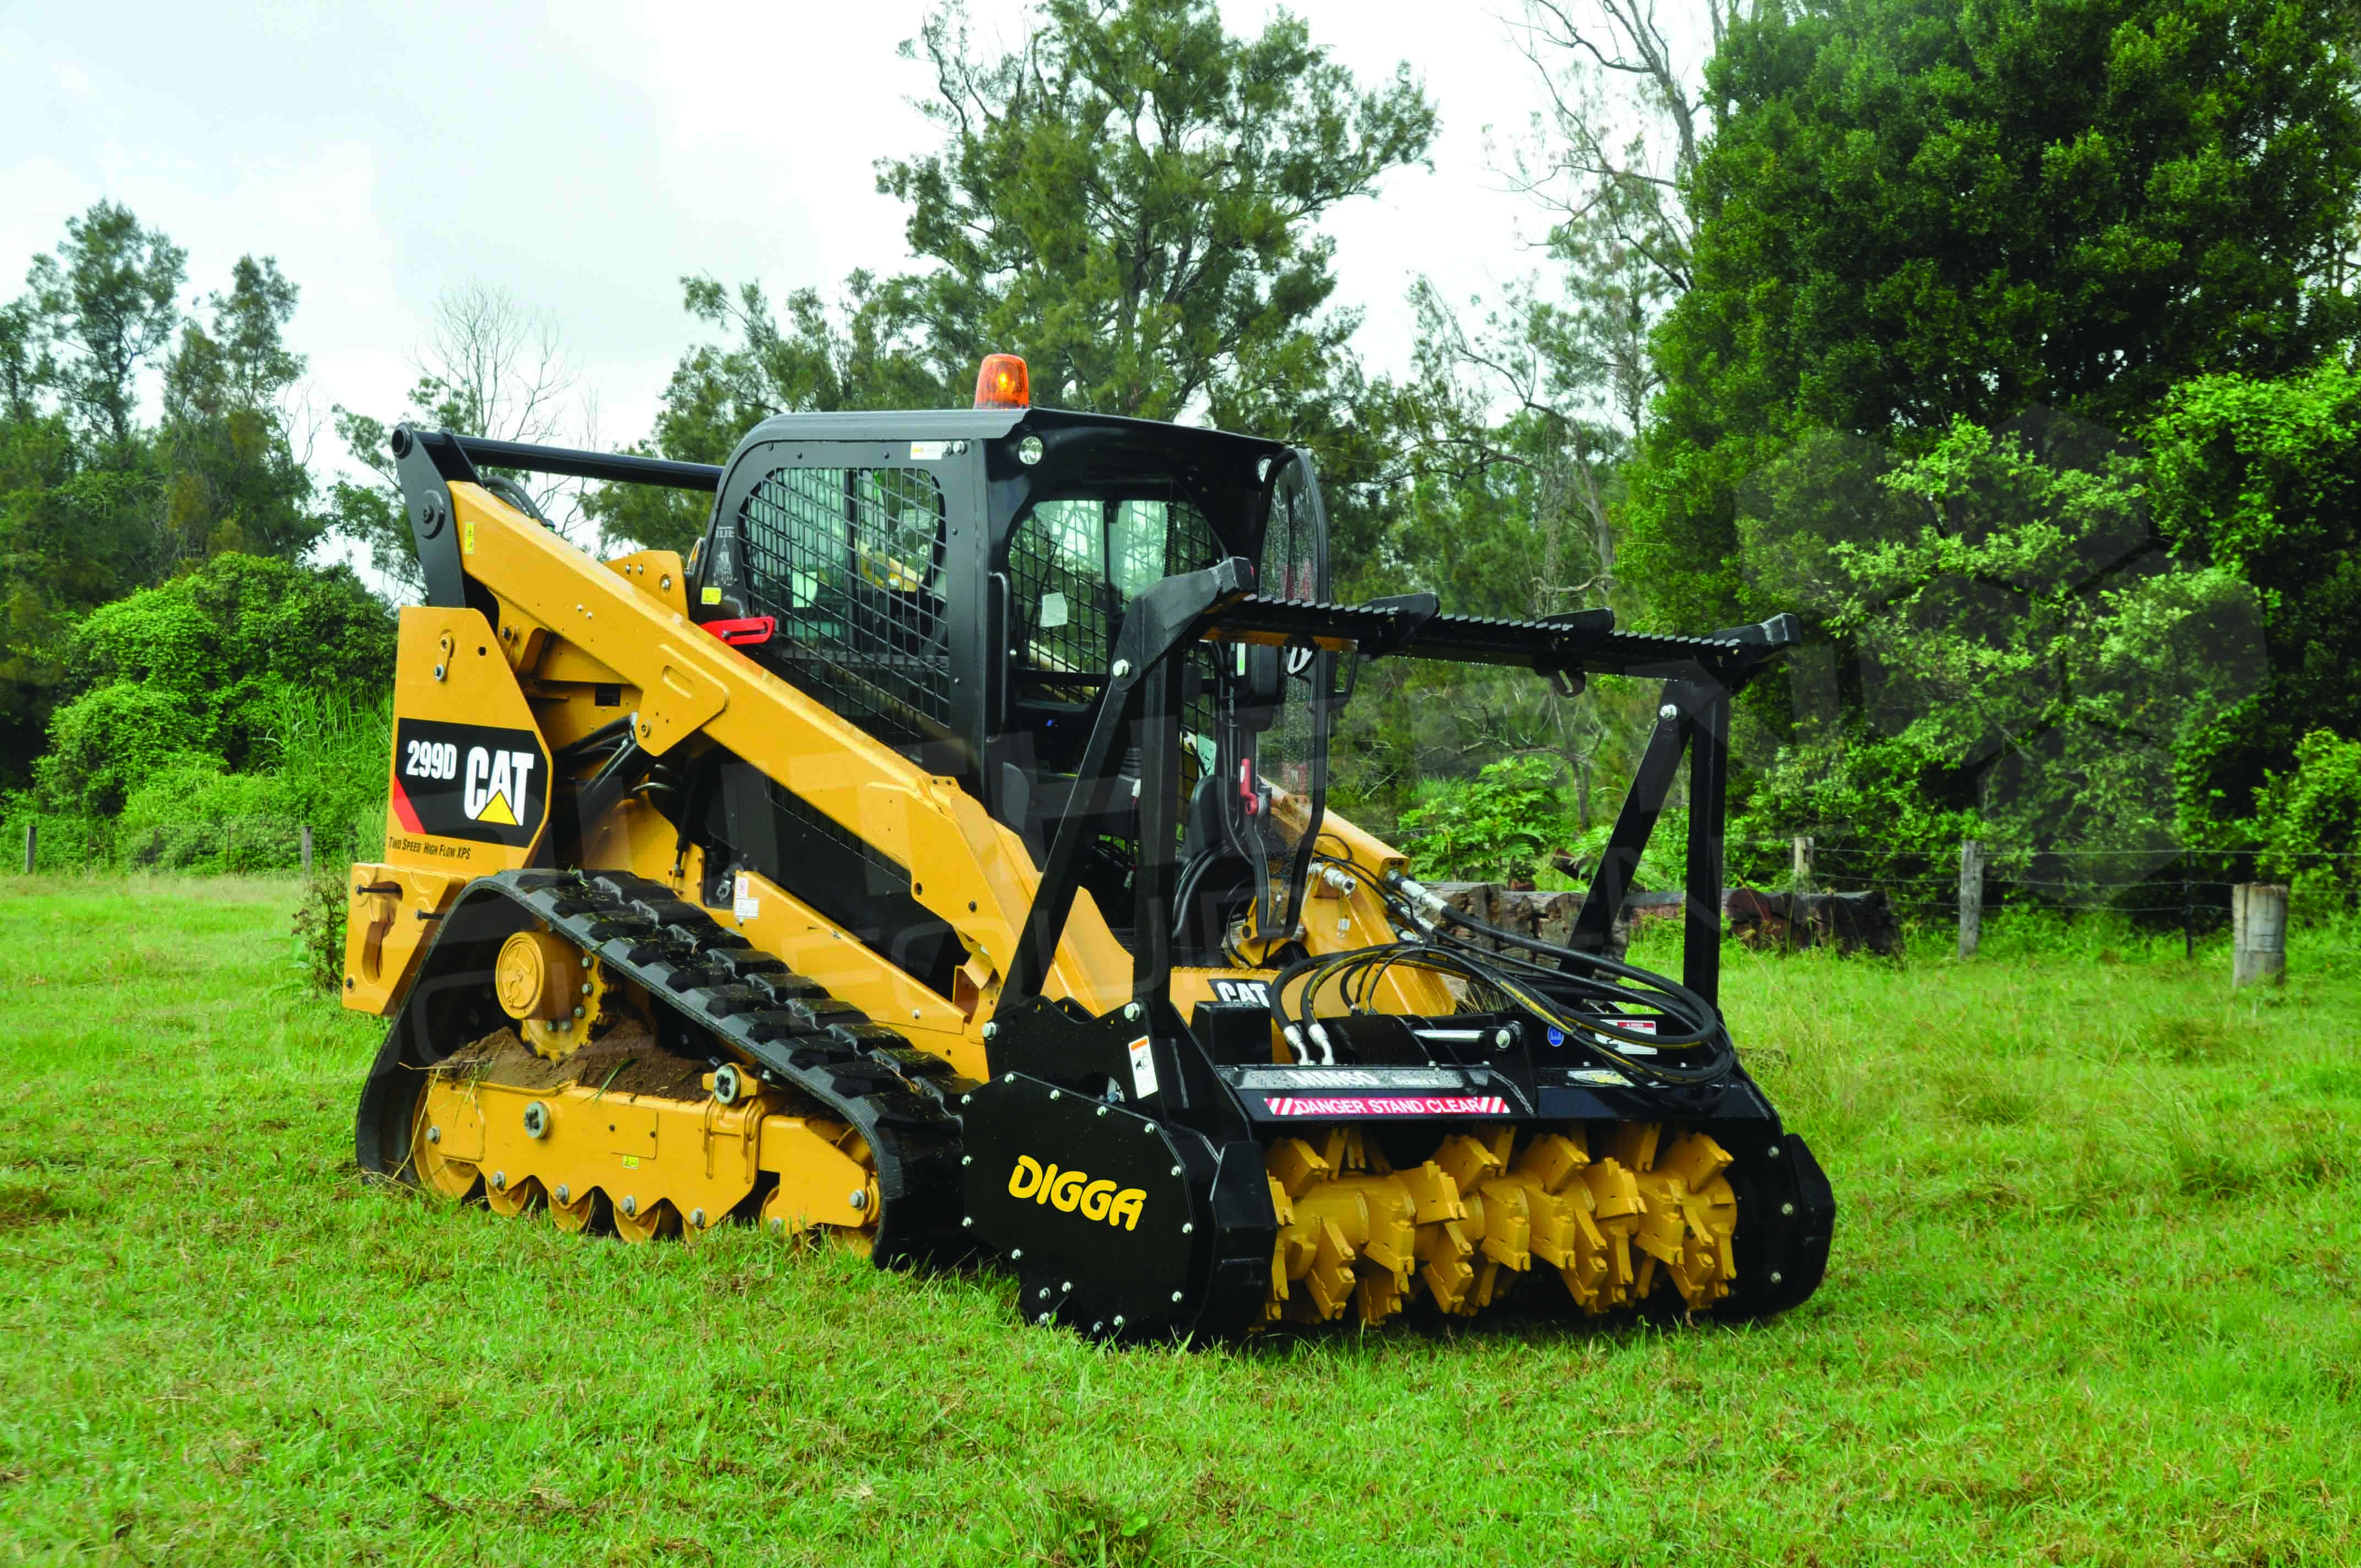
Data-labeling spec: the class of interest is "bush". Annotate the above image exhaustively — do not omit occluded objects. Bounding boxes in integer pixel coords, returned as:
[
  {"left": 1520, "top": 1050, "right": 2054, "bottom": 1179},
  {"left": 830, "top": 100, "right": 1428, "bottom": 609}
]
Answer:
[
  {"left": 1399, "top": 757, "right": 1572, "bottom": 883},
  {"left": 37, "top": 687, "right": 393, "bottom": 875},
  {"left": 116, "top": 761, "right": 305, "bottom": 872},
  {"left": 2259, "top": 728, "right": 2361, "bottom": 904},
  {"left": 35, "top": 684, "right": 214, "bottom": 816},
  {"left": 34, "top": 552, "right": 394, "bottom": 814}
]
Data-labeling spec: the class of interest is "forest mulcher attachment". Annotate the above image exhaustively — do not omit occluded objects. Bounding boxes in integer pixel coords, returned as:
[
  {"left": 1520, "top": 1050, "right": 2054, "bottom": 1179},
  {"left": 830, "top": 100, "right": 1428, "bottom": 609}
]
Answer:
[{"left": 344, "top": 356, "right": 1833, "bottom": 1342}]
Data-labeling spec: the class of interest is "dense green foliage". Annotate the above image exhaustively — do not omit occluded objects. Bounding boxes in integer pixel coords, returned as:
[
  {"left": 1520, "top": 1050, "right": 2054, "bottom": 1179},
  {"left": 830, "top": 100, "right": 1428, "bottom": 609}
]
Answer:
[
  {"left": 2259, "top": 727, "right": 2361, "bottom": 900},
  {"left": 1, "top": 201, "right": 358, "bottom": 797},
  {"left": 3, "top": 879, "right": 2356, "bottom": 1562},
  {"left": 1626, "top": 0, "right": 2361, "bottom": 634},
  {"left": 32, "top": 552, "right": 391, "bottom": 816},
  {"left": 1398, "top": 756, "right": 1571, "bottom": 882},
  {"left": 1582, "top": 0, "right": 2361, "bottom": 873},
  {"left": 1733, "top": 415, "right": 2272, "bottom": 869},
  {"left": 2151, "top": 363, "right": 2361, "bottom": 831}
]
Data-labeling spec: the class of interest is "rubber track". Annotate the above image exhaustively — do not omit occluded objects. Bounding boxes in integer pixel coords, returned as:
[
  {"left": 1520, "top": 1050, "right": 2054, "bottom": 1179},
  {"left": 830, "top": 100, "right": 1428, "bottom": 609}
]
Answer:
[{"left": 488, "top": 867, "right": 969, "bottom": 1265}]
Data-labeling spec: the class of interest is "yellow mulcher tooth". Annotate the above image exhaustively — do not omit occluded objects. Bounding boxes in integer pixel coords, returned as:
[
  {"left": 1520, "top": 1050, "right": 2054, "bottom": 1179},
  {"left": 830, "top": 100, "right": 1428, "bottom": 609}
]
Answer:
[
  {"left": 1264, "top": 1176, "right": 1301, "bottom": 1323},
  {"left": 1259, "top": 1120, "right": 1732, "bottom": 1327},
  {"left": 1579, "top": 1158, "right": 1645, "bottom": 1311},
  {"left": 1398, "top": 1158, "right": 1475, "bottom": 1314},
  {"left": 1433, "top": 1131, "right": 1528, "bottom": 1315},
  {"left": 1635, "top": 1131, "right": 1740, "bottom": 1311}
]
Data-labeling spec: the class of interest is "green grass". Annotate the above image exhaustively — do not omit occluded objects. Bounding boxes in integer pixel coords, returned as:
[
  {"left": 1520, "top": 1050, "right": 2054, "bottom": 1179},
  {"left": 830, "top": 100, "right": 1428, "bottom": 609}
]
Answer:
[{"left": 1, "top": 876, "right": 2356, "bottom": 1566}]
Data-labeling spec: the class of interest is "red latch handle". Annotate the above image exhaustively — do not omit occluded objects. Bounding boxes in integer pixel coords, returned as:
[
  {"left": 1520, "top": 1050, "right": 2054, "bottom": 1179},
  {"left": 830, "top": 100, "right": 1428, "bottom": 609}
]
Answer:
[{"left": 703, "top": 616, "right": 776, "bottom": 648}]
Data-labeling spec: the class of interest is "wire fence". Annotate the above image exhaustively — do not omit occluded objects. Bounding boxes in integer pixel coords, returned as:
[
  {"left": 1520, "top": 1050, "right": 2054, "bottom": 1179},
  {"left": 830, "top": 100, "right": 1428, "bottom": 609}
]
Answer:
[
  {"left": 1722, "top": 836, "right": 2357, "bottom": 962},
  {"left": 10, "top": 813, "right": 376, "bottom": 878}
]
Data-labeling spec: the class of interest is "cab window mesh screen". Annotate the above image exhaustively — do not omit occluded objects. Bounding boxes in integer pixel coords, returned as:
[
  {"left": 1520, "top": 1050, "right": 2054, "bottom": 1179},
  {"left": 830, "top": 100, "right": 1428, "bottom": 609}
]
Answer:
[
  {"left": 1007, "top": 496, "right": 1217, "bottom": 704},
  {"left": 739, "top": 466, "right": 949, "bottom": 743}
]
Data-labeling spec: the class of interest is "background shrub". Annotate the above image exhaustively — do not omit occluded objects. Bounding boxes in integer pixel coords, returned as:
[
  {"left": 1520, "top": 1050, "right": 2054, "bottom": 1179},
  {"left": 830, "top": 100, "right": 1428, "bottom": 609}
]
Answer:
[{"left": 34, "top": 553, "right": 393, "bottom": 815}]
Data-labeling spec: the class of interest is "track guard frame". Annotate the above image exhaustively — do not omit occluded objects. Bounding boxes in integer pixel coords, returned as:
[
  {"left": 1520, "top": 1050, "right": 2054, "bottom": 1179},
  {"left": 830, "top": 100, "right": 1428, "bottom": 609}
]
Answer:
[{"left": 355, "top": 867, "right": 969, "bottom": 1265}]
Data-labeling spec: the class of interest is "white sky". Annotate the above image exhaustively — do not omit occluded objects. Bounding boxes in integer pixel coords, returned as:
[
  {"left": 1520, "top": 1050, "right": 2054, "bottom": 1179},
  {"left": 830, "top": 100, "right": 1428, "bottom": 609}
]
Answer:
[{"left": 1, "top": 0, "right": 1600, "bottom": 485}]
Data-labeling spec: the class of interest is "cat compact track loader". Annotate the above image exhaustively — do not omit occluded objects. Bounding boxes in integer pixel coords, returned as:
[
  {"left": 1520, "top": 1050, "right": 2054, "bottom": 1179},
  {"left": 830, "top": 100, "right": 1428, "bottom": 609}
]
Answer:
[{"left": 344, "top": 353, "right": 1834, "bottom": 1340}]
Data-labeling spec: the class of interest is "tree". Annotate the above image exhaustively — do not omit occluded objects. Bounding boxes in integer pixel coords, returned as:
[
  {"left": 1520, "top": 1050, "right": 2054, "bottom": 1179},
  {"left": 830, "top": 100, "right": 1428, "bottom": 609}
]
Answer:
[
  {"left": 333, "top": 283, "right": 591, "bottom": 594},
  {"left": 0, "top": 205, "right": 186, "bottom": 785},
  {"left": 0, "top": 298, "right": 46, "bottom": 423},
  {"left": 1505, "top": 0, "right": 1759, "bottom": 301},
  {"left": 1626, "top": 0, "right": 2361, "bottom": 634},
  {"left": 584, "top": 271, "right": 944, "bottom": 554},
  {"left": 159, "top": 256, "right": 325, "bottom": 565},
  {"left": 1734, "top": 412, "right": 2267, "bottom": 873},
  {"left": 597, "top": 0, "right": 1436, "bottom": 555},
  {"left": 1325, "top": 1, "right": 1731, "bottom": 832},
  {"left": 887, "top": 0, "right": 1433, "bottom": 420},
  {"left": 2150, "top": 362, "right": 2361, "bottom": 835},
  {"left": 24, "top": 200, "right": 186, "bottom": 454}
]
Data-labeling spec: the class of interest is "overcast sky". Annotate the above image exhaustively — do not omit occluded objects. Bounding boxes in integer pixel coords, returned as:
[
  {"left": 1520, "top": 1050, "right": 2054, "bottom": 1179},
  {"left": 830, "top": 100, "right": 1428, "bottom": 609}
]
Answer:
[{"left": 2, "top": 1, "right": 1609, "bottom": 483}]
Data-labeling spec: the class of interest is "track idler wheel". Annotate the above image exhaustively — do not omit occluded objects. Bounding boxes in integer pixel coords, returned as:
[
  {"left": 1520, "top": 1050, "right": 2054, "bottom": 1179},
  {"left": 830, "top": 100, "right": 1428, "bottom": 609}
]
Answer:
[
  {"left": 410, "top": 1094, "right": 482, "bottom": 1200},
  {"left": 611, "top": 1194, "right": 680, "bottom": 1243},
  {"left": 548, "top": 1183, "right": 606, "bottom": 1235}
]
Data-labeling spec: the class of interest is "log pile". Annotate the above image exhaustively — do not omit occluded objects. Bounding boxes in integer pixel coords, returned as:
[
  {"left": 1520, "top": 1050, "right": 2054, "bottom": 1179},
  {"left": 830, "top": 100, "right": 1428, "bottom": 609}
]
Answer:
[{"left": 1427, "top": 883, "right": 1901, "bottom": 961}]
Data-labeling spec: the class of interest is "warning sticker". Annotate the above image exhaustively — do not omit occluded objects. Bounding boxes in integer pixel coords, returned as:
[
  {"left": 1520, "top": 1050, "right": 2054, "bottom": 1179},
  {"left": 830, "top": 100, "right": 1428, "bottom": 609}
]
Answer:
[
  {"left": 909, "top": 440, "right": 949, "bottom": 460},
  {"left": 1128, "top": 1036, "right": 1160, "bottom": 1100},
  {"left": 733, "top": 871, "right": 760, "bottom": 921},
  {"left": 1263, "top": 1095, "right": 1509, "bottom": 1118}
]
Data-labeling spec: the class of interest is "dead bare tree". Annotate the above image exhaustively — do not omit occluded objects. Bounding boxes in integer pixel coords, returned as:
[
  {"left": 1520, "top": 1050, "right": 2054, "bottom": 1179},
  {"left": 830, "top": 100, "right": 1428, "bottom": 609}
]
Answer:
[
  {"left": 406, "top": 283, "right": 592, "bottom": 536},
  {"left": 1503, "top": 0, "right": 1755, "bottom": 296},
  {"left": 331, "top": 283, "right": 598, "bottom": 591}
]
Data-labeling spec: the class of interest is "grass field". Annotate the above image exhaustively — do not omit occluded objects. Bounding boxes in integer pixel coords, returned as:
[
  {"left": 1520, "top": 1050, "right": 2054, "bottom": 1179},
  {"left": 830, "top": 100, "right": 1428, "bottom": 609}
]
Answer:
[{"left": 0, "top": 875, "right": 2355, "bottom": 1566}]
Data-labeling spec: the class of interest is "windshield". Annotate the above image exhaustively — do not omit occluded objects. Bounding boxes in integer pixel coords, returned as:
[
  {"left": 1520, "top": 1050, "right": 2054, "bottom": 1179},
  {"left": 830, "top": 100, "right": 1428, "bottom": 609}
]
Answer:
[
  {"left": 995, "top": 453, "right": 1337, "bottom": 957},
  {"left": 1005, "top": 492, "right": 1221, "bottom": 699}
]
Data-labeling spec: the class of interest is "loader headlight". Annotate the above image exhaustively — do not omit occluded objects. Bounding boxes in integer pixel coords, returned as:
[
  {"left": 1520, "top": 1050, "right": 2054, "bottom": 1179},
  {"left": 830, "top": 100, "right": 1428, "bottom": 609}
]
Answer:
[{"left": 1017, "top": 434, "right": 1044, "bottom": 466}]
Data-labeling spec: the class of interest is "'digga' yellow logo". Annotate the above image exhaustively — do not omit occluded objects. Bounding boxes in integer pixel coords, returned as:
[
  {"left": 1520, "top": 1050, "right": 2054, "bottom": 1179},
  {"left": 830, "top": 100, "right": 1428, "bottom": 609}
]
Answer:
[{"left": 1008, "top": 1156, "right": 1146, "bottom": 1230}]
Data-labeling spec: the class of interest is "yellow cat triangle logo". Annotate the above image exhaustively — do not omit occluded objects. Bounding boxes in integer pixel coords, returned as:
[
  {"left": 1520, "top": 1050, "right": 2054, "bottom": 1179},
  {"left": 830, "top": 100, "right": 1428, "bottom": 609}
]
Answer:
[{"left": 475, "top": 790, "right": 519, "bottom": 826}]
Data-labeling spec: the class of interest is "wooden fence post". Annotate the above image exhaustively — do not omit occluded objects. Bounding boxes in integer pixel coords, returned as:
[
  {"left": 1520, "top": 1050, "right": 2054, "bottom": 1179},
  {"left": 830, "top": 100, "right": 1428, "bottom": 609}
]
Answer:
[
  {"left": 301, "top": 823, "right": 313, "bottom": 879},
  {"left": 21, "top": 822, "right": 32, "bottom": 875},
  {"left": 2232, "top": 883, "right": 2288, "bottom": 988},
  {"left": 1792, "top": 835, "right": 1813, "bottom": 895},
  {"left": 1958, "top": 839, "right": 1984, "bottom": 959}
]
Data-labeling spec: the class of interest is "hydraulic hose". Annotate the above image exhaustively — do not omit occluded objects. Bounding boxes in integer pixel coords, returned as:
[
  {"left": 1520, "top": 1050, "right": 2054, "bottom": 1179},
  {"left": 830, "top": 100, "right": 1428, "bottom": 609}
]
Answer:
[{"left": 1260, "top": 859, "right": 1739, "bottom": 1093}]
